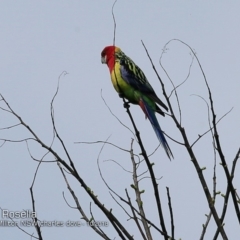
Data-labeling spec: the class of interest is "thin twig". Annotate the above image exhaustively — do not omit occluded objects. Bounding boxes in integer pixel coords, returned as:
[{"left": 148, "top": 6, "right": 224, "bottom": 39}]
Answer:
[
  {"left": 58, "top": 162, "right": 111, "bottom": 240},
  {"left": 101, "top": 90, "right": 136, "bottom": 138},
  {"left": 30, "top": 159, "right": 43, "bottom": 240},
  {"left": 75, "top": 140, "right": 131, "bottom": 154},
  {"left": 112, "top": 0, "right": 118, "bottom": 46},
  {"left": 0, "top": 123, "right": 21, "bottom": 130},
  {"left": 200, "top": 212, "right": 212, "bottom": 240},
  {"left": 103, "top": 159, "right": 133, "bottom": 174},
  {"left": 125, "top": 189, "right": 148, "bottom": 240},
  {"left": 166, "top": 187, "right": 174, "bottom": 239},
  {"left": 213, "top": 147, "right": 240, "bottom": 240}
]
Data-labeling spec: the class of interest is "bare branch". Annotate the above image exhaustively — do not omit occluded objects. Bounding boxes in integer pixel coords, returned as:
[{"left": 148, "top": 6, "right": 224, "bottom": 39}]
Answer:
[
  {"left": 125, "top": 189, "right": 148, "bottom": 240},
  {"left": 58, "top": 162, "right": 111, "bottom": 240},
  {"left": 75, "top": 140, "right": 131, "bottom": 154},
  {"left": 179, "top": 39, "right": 240, "bottom": 224},
  {"left": 141, "top": 40, "right": 228, "bottom": 239},
  {"left": 166, "top": 187, "right": 174, "bottom": 239},
  {"left": 0, "top": 140, "right": 6, "bottom": 148},
  {"left": 200, "top": 212, "right": 212, "bottom": 240},
  {"left": 103, "top": 159, "right": 133, "bottom": 174},
  {"left": 109, "top": 192, "right": 132, "bottom": 219},
  {"left": 62, "top": 192, "right": 77, "bottom": 209},
  {"left": 0, "top": 123, "right": 21, "bottom": 130},
  {"left": 129, "top": 139, "right": 152, "bottom": 240},
  {"left": 213, "top": 147, "right": 240, "bottom": 240},
  {"left": 30, "top": 158, "right": 43, "bottom": 240},
  {"left": 1, "top": 85, "right": 133, "bottom": 240},
  {"left": 121, "top": 99, "right": 169, "bottom": 239},
  {"left": 95, "top": 136, "right": 134, "bottom": 240}
]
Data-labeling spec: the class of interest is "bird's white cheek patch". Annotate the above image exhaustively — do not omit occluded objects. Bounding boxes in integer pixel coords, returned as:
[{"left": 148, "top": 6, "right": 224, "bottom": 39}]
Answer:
[{"left": 101, "top": 56, "right": 106, "bottom": 63}]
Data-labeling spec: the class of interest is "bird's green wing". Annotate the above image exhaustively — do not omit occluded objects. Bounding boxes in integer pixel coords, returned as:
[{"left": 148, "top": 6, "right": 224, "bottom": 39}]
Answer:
[{"left": 115, "top": 51, "right": 168, "bottom": 111}]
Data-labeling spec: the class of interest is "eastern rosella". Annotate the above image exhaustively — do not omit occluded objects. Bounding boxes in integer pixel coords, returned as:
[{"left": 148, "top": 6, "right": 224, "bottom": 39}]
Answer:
[{"left": 101, "top": 46, "right": 173, "bottom": 159}]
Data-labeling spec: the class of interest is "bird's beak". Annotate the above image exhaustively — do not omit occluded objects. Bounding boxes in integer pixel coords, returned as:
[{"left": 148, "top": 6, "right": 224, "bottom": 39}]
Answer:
[{"left": 101, "top": 56, "right": 106, "bottom": 64}]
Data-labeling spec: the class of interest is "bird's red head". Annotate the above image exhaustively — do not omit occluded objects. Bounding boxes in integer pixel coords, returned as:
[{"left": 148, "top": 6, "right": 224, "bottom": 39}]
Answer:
[{"left": 101, "top": 46, "right": 121, "bottom": 71}]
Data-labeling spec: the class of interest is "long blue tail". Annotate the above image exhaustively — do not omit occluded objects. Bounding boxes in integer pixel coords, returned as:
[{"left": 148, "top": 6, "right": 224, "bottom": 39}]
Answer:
[{"left": 140, "top": 98, "right": 173, "bottom": 160}]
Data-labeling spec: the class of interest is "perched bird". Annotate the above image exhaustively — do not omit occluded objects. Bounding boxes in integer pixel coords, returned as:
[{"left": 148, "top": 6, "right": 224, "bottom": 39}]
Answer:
[{"left": 101, "top": 46, "right": 173, "bottom": 159}]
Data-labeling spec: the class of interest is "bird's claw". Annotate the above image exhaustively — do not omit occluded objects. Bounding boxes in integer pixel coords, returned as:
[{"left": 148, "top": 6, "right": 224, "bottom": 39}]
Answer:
[
  {"left": 118, "top": 93, "right": 124, "bottom": 98},
  {"left": 123, "top": 102, "right": 130, "bottom": 109}
]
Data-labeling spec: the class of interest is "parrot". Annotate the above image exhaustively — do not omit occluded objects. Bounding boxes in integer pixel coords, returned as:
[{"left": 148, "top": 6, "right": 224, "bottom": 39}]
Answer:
[{"left": 101, "top": 46, "right": 173, "bottom": 159}]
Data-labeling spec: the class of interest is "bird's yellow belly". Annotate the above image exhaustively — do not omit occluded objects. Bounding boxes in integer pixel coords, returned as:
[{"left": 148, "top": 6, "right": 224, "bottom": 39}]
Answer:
[{"left": 110, "top": 65, "right": 138, "bottom": 104}]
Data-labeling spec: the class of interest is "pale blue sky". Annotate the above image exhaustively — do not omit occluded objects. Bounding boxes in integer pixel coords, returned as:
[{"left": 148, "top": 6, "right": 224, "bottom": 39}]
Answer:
[{"left": 0, "top": 1, "right": 239, "bottom": 239}]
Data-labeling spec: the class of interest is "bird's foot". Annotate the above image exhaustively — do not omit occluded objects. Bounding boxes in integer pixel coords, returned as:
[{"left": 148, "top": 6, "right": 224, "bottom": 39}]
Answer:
[
  {"left": 118, "top": 93, "right": 124, "bottom": 98},
  {"left": 123, "top": 101, "right": 130, "bottom": 109}
]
